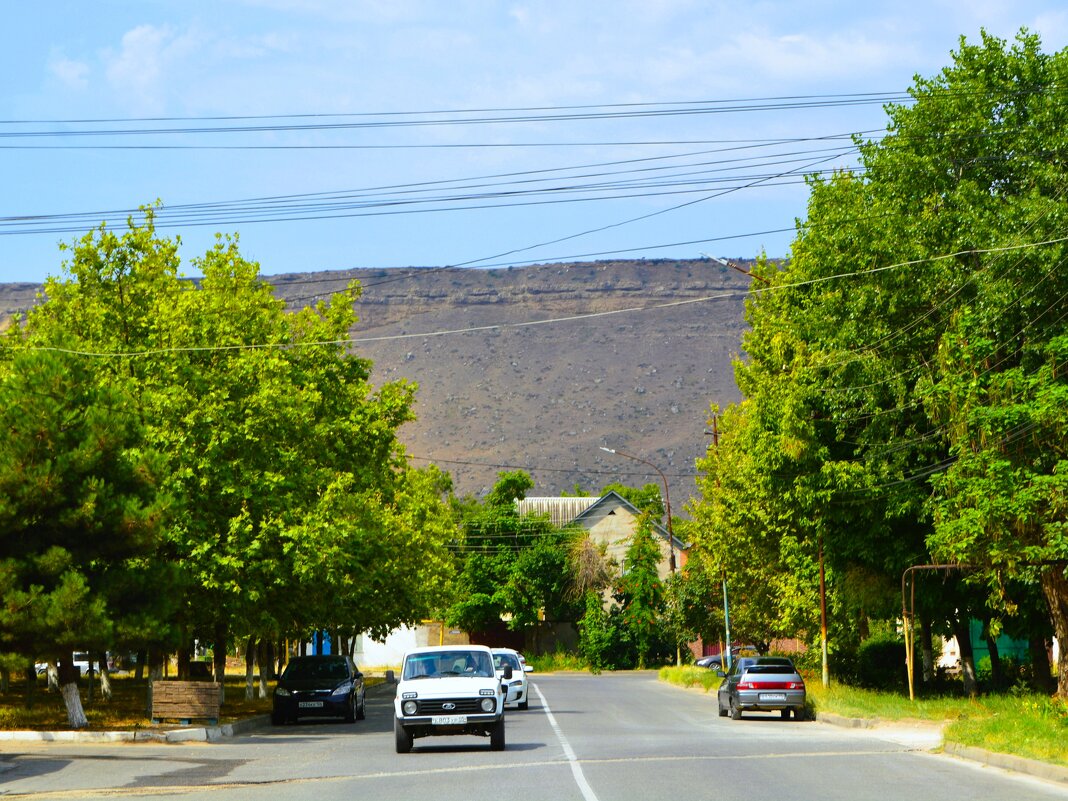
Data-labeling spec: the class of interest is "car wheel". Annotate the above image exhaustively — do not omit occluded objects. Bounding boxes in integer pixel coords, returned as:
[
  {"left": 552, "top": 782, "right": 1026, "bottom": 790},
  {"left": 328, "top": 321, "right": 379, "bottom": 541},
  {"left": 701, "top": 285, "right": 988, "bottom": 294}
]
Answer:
[
  {"left": 718, "top": 697, "right": 727, "bottom": 717},
  {"left": 794, "top": 706, "right": 806, "bottom": 721},
  {"left": 394, "top": 718, "right": 413, "bottom": 753},
  {"left": 356, "top": 694, "right": 366, "bottom": 720},
  {"left": 518, "top": 696, "right": 529, "bottom": 711},
  {"left": 780, "top": 708, "right": 790, "bottom": 720},
  {"left": 490, "top": 717, "right": 506, "bottom": 751},
  {"left": 271, "top": 710, "right": 285, "bottom": 726},
  {"left": 730, "top": 698, "right": 742, "bottom": 721},
  {"left": 344, "top": 696, "right": 356, "bottom": 723}
]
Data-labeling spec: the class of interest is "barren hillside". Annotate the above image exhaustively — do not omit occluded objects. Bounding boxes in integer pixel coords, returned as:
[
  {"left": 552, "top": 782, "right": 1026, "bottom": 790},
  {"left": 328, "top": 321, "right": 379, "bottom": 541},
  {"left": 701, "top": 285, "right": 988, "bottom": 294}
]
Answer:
[{"left": 2, "top": 258, "right": 753, "bottom": 507}]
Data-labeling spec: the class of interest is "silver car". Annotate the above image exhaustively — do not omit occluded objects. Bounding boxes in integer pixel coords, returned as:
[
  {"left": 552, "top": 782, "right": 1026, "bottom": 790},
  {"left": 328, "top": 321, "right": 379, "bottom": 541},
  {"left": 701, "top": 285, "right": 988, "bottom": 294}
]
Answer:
[{"left": 716, "top": 656, "right": 806, "bottom": 720}]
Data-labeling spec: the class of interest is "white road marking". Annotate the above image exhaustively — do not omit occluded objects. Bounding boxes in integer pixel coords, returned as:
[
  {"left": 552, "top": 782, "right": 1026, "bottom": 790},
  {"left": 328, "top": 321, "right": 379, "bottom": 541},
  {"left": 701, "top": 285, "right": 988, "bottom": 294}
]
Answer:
[{"left": 532, "top": 682, "right": 600, "bottom": 801}]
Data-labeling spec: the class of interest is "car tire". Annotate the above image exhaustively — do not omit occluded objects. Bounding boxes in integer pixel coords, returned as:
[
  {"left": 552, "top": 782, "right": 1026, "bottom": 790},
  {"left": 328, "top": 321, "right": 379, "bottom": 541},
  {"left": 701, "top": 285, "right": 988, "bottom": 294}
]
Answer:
[
  {"left": 730, "top": 698, "right": 742, "bottom": 721},
  {"left": 394, "top": 718, "right": 413, "bottom": 753},
  {"left": 794, "top": 706, "right": 806, "bottom": 721},
  {"left": 518, "top": 697, "right": 529, "bottom": 711},
  {"left": 490, "top": 717, "right": 506, "bottom": 751},
  {"left": 344, "top": 697, "right": 356, "bottom": 723},
  {"left": 780, "top": 708, "right": 790, "bottom": 720},
  {"left": 718, "top": 698, "right": 727, "bottom": 717},
  {"left": 356, "top": 695, "right": 366, "bottom": 720},
  {"left": 271, "top": 711, "right": 285, "bottom": 726}
]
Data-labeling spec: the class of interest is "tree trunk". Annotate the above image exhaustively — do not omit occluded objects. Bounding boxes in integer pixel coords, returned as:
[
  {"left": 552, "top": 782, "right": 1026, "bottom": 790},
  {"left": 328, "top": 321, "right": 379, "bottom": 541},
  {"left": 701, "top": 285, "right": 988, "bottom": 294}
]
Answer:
[
  {"left": 46, "top": 661, "right": 59, "bottom": 692},
  {"left": 95, "top": 652, "right": 112, "bottom": 701},
  {"left": 984, "top": 625, "right": 1003, "bottom": 690},
  {"left": 213, "top": 622, "right": 228, "bottom": 705},
  {"left": 257, "top": 639, "right": 270, "bottom": 699},
  {"left": 245, "top": 637, "right": 256, "bottom": 701},
  {"left": 950, "top": 615, "right": 979, "bottom": 697},
  {"left": 1029, "top": 637, "right": 1055, "bottom": 694},
  {"left": 177, "top": 640, "right": 192, "bottom": 681},
  {"left": 920, "top": 614, "right": 935, "bottom": 686},
  {"left": 57, "top": 657, "right": 88, "bottom": 729},
  {"left": 1039, "top": 564, "right": 1068, "bottom": 700},
  {"left": 135, "top": 649, "right": 146, "bottom": 681},
  {"left": 24, "top": 664, "right": 36, "bottom": 710},
  {"left": 1, "top": 666, "right": 8, "bottom": 694},
  {"left": 145, "top": 646, "right": 164, "bottom": 717}
]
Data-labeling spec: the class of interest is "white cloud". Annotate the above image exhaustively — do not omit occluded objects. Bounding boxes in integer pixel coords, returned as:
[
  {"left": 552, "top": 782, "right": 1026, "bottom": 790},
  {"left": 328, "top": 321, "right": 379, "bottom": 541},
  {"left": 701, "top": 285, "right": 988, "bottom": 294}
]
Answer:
[
  {"left": 100, "top": 24, "right": 206, "bottom": 113},
  {"left": 48, "top": 54, "right": 90, "bottom": 90}
]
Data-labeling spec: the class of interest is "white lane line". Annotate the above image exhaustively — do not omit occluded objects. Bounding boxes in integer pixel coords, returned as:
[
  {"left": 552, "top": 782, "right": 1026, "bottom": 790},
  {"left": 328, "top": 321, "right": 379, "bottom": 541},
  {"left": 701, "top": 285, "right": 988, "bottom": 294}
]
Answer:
[{"left": 532, "top": 682, "right": 600, "bottom": 801}]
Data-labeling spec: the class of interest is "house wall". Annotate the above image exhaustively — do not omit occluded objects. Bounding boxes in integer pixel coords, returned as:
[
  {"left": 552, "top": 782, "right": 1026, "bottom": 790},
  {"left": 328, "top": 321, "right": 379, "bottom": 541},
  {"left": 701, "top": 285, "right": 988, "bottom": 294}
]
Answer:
[
  {"left": 353, "top": 623, "right": 469, "bottom": 668},
  {"left": 586, "top": 507, "right": 675, "bottom": 581}
]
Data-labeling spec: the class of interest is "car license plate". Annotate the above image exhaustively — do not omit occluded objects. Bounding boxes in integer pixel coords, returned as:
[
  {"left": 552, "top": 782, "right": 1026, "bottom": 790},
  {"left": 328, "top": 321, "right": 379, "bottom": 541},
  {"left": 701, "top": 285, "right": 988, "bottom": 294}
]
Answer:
[
  {"left": 431, "top": 714, "right": 467, "bottom": 725},
  {"left": 759, "top": 693, "right": 787, "bottom": 702},
  {"left": 298, "top": 701, "right": 324, "bottom": 708}
]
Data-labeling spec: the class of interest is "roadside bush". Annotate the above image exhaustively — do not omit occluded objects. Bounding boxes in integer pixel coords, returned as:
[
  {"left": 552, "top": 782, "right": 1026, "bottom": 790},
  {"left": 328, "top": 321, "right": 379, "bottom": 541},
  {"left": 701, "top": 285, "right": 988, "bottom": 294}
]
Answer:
[{"left": 853, "top": 634, "right": 907, "bottom": 691}]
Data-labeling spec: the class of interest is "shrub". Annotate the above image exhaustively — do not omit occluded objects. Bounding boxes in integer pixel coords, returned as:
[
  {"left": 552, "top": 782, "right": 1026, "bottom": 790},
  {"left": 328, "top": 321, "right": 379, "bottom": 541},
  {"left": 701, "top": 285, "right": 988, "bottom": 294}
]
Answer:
[{"left": 853, "top": 635, "right": 907, "bottom": 691}]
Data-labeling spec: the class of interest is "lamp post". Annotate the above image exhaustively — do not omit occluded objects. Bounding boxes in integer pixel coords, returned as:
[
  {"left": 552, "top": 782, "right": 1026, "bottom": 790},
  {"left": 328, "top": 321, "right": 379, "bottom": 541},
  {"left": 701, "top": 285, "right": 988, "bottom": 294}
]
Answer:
[
  {"left": 704, "top": 255, "right": 772, "bottom": 285},
  {"left": 599, "top": 446, "right": 676, "bottom": 573},
  {"left": 599, "top": 446, "right": 681, "bottom": 667}
]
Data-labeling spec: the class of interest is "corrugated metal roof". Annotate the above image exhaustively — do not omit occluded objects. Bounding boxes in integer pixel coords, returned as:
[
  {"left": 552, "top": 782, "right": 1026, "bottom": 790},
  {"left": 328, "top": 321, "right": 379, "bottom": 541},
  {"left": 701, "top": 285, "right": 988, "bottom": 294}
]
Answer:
[{"left": 515, "top": 496, "right": 599, "bottom": 528}]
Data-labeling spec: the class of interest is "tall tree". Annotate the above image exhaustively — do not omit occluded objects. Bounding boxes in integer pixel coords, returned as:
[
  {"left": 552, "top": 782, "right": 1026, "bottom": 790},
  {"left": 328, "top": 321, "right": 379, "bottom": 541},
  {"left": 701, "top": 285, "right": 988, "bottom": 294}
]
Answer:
[{"left": 0, "top": 348, "right": 166, "bottom": 726}]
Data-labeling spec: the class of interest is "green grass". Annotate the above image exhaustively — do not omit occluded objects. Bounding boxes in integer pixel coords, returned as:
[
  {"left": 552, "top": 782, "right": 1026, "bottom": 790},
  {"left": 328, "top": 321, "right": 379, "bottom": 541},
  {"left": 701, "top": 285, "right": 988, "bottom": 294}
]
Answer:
[
  {"left": 943, "top": 694, "right": 1068, "bottom": 768},
  {"left": 527, "top": 650, "right": 589, "bottom": 673},
  {"left": 0, "top": 673, "right": 386, "bottom": 731},
  {"left": 659, "top": 668, "right": 1068, "bottom": 769}
]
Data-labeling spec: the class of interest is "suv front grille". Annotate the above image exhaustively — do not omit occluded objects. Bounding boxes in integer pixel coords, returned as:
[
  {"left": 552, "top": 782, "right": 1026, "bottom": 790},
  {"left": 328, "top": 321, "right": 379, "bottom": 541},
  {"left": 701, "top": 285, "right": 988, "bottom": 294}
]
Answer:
[{"left": 415, "top": 697, "right": 487, "bottom": 715}]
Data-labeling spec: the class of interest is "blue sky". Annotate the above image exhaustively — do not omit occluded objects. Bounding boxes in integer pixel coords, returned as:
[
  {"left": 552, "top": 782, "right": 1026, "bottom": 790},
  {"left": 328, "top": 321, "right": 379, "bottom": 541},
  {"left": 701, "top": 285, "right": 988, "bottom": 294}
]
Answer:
[{"left": 3, "top": 2, "right": 1067, "bottom": 284}]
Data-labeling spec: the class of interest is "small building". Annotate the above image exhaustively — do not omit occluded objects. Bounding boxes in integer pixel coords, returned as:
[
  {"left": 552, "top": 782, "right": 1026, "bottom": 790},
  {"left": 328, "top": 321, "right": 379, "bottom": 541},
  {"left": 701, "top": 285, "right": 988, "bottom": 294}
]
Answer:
[{"left": 516, "top": 491, "right": 687, "bottom": 580}]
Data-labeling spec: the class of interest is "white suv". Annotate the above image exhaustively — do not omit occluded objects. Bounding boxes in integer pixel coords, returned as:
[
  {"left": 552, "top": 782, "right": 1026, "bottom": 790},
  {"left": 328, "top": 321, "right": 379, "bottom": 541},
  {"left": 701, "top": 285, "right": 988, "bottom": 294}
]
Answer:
[{"left": 394, "top": 645, "right": 510, "bottom": 752}]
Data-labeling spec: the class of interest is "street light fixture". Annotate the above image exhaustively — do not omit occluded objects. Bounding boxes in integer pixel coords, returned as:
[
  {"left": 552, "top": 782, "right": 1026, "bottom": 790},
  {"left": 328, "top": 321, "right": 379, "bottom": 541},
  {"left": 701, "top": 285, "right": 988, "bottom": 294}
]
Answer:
[
  {"left": 599, "top": 447, "right": 676, "bottom": 573},
  {"left": 600, "top": 445, "right": 681, "bottom": 667},
  {"left": 702, "top": 254, "right": 772, "bottom": 285}
]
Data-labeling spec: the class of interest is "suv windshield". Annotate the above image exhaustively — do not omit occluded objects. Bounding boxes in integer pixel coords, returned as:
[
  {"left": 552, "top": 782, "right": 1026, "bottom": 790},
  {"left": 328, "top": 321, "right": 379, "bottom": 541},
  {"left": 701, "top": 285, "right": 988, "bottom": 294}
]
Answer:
[{"left": 403, "top": 651, "right": 494, "bottom": 679}]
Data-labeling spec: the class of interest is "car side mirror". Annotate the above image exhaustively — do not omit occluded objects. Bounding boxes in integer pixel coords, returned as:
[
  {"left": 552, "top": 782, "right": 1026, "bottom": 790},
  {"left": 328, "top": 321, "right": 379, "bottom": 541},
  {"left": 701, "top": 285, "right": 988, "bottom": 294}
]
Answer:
[
  {"left": 714, "top": 669, "right": 726, "bottom": 678},
  {"left": 503, "top": 665, "right": 513, "bottom": 679}
]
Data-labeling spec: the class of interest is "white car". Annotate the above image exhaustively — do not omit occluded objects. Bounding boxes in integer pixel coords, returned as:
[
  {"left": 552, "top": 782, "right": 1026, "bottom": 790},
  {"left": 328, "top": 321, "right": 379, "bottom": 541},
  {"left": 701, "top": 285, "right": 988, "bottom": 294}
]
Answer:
[
  {"left": 491, "top": 648, "right": 531, "bottom": 710},
  {"left": 394, "top": 645, "right": 509, "bottom": 752}
]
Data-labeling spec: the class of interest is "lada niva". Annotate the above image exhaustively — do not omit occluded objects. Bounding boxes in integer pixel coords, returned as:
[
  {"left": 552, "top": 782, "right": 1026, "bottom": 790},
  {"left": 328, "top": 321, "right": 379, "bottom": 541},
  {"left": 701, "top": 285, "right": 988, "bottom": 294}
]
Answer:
[{"left": 393, "top": 645, "right": 509, "bottom": 752}]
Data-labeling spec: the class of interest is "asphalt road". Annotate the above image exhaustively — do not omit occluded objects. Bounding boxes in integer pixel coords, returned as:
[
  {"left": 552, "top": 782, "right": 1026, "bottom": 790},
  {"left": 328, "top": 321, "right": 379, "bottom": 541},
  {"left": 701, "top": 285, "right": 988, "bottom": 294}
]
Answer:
[{"left": 1, "top": 672, "right": 1066, "bottom": 800}]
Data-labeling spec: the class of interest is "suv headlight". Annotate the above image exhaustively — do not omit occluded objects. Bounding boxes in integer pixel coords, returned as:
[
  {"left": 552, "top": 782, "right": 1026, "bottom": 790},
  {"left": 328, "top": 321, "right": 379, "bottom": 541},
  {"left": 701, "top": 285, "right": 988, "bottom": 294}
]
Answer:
[
  {"left": 275, "top": 687, "right": 291, "bottom": 697},
  {"left": 402, "top": 700, "right": 418, "bottom": 715},
  {"left": 480, "top": 697, "right": 495, "bottom": 713}
]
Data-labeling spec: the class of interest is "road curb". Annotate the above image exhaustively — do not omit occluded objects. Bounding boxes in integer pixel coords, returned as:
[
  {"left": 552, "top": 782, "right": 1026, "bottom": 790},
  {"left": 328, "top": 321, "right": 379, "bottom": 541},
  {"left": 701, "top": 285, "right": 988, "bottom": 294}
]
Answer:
[
  {"left": 0, "top": 714, "right": 272, "bottom": 744},
  {"left": 815, "top": 711, "right": 1068, "bottom": 787},
  {"left": 943, "top": 742, "right": 1068, "bottom": 785}
]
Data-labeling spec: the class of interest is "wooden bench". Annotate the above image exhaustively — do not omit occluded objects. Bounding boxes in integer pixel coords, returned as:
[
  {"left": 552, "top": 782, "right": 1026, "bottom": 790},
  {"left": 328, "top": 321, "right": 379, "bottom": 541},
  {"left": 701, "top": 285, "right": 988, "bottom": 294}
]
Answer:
[{"left": 151, "top": 680, "right": 222, "bottom": 725}]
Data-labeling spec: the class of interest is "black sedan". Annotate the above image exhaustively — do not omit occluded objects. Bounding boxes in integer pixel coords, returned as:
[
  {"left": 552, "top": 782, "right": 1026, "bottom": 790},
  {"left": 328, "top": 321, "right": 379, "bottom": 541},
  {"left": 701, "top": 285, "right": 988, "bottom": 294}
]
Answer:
[
  {"left": 716, "top": 656, "right": 806, "bottom": 720},
  {"left": 272, "top": 655, "right": 366, "bottom": 725}
]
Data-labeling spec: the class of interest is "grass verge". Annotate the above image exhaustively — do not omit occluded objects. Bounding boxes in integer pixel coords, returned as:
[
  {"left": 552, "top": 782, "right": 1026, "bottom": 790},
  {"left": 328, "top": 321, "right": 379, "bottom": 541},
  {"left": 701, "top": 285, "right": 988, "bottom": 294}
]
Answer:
[{"left": 0, "top": 673, "right": 386, "bottom": 731}]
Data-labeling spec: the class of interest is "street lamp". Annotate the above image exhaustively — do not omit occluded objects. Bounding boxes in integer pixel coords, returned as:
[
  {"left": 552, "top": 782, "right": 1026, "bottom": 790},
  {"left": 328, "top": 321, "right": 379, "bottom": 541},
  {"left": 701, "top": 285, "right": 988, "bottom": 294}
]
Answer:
[
  {"left": 599, "top": 446, "right": 676, "bottom": 573},
  {"left": 702, "top": 254, "right": 772, "bottom": 285},
  {"left": 600, "top": 445, "right": 681, "bottom": 667}
]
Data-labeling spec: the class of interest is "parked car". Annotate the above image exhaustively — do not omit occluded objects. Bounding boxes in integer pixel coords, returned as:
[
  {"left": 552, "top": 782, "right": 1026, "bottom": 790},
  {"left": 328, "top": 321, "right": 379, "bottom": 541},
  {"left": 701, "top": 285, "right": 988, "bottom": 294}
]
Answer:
[
  {"left": 272, "top": 655, "right": 366, "bottom": 725},
  {"left": 716, "top": 656, "right": 806, "bottom": 720},
  {"left": 696, "top": 645, "right": 760, "bottom": 670},
  {"left": 491, "top": 647, "right": 530, "bottom": 710},
  {"left": 394, "top": 645, "right": 508, "bottom": 753}
]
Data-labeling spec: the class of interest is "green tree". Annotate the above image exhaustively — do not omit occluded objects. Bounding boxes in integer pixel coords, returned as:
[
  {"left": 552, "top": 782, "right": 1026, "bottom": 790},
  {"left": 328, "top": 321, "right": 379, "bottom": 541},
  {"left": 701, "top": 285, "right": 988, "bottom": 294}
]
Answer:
[
  {"left": 13, "top": 209, "right": 454, "bottom": 696},
  {"left": 0, "top": 348, "right": 167, "bottom": 726},
  {"left": 616, "top": 513, "right": 665, "bottom": 668}
]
